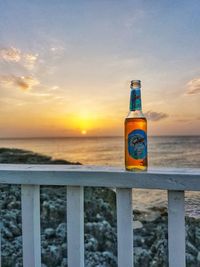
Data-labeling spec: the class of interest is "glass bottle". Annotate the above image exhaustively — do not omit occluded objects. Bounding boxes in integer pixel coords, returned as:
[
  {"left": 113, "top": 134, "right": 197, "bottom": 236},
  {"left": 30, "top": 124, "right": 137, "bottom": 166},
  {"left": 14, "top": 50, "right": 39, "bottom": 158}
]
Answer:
[{"left": 125, "top": 80, "right": 148, "bottom": 171}]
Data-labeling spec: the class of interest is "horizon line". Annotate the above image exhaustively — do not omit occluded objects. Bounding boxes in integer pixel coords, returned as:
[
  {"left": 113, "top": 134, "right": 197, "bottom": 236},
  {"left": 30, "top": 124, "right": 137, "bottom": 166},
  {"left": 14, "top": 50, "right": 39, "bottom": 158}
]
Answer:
[{"left": 0, "top": 134, "right": 200, "bottom": 140}]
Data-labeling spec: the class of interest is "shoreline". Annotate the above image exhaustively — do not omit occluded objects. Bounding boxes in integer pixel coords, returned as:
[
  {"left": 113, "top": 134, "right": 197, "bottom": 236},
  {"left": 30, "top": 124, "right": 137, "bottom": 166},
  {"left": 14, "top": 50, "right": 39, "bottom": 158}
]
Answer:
[{"left": 0, "top": 147, "right": 81, "bottom": 165}]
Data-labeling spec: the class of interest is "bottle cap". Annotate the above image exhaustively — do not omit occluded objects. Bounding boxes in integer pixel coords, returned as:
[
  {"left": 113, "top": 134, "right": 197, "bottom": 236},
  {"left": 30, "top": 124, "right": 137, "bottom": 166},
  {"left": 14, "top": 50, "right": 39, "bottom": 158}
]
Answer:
[{"left": 130, "top": 80, "right": 141, "bottom": 88}]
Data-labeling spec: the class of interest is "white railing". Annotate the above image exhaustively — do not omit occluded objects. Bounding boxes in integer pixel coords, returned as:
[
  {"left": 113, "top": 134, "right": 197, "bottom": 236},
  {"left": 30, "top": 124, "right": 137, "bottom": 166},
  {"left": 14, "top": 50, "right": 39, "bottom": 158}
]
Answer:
[{"left": 0, "top": 164, "right": 200, "bottom": 267}]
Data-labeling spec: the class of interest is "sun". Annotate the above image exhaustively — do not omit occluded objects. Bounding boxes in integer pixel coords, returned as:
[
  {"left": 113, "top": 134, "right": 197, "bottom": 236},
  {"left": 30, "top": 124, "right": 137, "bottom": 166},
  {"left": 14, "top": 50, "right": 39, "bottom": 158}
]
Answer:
[{"left": 81, "top": 130, "right": 87, "bottom": 135}]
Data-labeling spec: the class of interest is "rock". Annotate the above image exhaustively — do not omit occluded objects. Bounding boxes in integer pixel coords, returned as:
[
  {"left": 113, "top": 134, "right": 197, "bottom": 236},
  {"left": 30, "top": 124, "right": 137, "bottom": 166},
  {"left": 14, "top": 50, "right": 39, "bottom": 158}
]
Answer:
[
  {"left": 9, "top": 222, "right": 21, "bottom": 236},
  {"left": 144, "top": 211, "right": 161, "bottom": 222},
  {"left": 0, "top": 148, "right": 81, "bottom": 165},
  {"left": 85, "top": 251, "right": 117, "bottom": 267},
  {"left": 102, "top": 251, "right": 117, "bottom": 264},
  {"left": 42, "top": 201, "right": 49, "bottom": 218},
  {"left": 56, "top": 223, "right": 66, "bottom": 240},
  {"left": 134, "top": 235, "right": 145, "bottom": 246},
  {"left": 42, "top": 245, "right": 62, "bottom": 266},
  {"left": 85, "top": 236, "right": 98, "bottom": 251},
  {"left": 85, "top": 220, "right": 117, "bottom": 254},
  {"left": 2, "top": 227, "right": 13, "bottom": 238},
  {"left": 187, "top": 241, "right": 199, "bottom": 256},
  {"left": 61, "top": 243, "right": 67, "bottom": 255},
  {"left": 133, "top": 220, "right": 143, "bottom": 229},
  {"left": 7, "top": 200, "right": 20, "bottom": 209},
  {"left": 134, "top": 247, "right": 151, "bottom": 267},
  {"left": 61, "top": 258, "right": 67, "bottom": 267},
  {"left": 195, "top": 226, "right": 200, "bottom": 244},
  {"left": 186, "top": 253, "right": 196, "bottom": 266},
  {"left": 197, "top": 252, "right": 200, "bottom": 267},
  {"left": 151, "top": 239, "right": 168, "bottom": 266},
  {"left": 44, "top": 228, "right": 55, "bottom": 238}
]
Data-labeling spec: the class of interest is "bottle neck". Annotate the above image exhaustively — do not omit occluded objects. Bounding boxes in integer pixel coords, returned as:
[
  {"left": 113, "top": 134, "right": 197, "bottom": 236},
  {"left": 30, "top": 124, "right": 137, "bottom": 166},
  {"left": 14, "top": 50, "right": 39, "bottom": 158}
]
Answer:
[{"left": 129, "top": 87, "right": 142, "bottom": 111}]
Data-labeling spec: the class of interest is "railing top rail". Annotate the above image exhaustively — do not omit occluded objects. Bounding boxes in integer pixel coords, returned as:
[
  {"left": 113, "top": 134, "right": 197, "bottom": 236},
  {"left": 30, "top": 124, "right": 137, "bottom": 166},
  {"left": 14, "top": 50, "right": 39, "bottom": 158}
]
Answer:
[{"left": 0, "top": 164, "right": 199, "bottom": 191}]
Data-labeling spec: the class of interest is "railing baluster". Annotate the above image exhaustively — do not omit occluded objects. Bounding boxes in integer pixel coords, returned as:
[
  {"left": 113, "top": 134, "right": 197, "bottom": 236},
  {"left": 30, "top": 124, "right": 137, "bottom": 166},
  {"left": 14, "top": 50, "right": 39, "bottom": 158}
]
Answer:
[
  {"left": 67, "top": 186, "right": 84, "bottom": 267},
  {"left": 117, "top": 188, "right": 133, "bottom": 267},
  {"left": 21, "top": 185, "right": 41, "bottom": 267},
  {"left": 168, "top": 190, "right": 185, "bottom": 267}
]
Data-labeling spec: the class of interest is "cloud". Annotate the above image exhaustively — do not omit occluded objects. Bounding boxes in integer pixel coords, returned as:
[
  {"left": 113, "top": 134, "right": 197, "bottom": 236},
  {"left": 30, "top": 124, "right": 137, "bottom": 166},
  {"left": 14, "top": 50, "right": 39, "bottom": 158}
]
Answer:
[
  {"left": 144, "top": 111, "right": 169, "bottom": 121},
  {"left": 50, "top": 86, "right": 60, "bottom": 90},
  {"left": 0, "top": 47, "right": 38, "bottom": 70},
  {"left": 23, "top": 53, "right": 38, "bottom": 70},
  {"left": 186, "top": 78, "right": 200, "bottom": 95},
  {"left": 27, "top": 92, "right": 51, "bottom": 97},
  {"left": 49, "top": 43, "right": 65, "bottom": 54},
  {"left": 0, "top": 47, "right": 39, "bottom": 90},
  {"left": 0, "top": 75, "right": 39, "bottom": 91},
  {"left": 0, "top": 47, "right": 21, "bottom": 62}
]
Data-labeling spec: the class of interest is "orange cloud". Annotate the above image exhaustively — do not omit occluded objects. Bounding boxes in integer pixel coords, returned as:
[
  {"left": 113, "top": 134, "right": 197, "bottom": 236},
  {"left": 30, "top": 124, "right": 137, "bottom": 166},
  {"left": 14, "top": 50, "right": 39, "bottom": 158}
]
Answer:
[
  {"left": 186, "top": 78, "right": 200, "bottom": 95},
  {"left": 0, "top": 75, "right": 39, "bottom": 91},
  {"left": 0, "top": 47, "right": 38, "bottom": 70},
  {"left": 0, "top": 47, "right": 21, "bottom": 62}
]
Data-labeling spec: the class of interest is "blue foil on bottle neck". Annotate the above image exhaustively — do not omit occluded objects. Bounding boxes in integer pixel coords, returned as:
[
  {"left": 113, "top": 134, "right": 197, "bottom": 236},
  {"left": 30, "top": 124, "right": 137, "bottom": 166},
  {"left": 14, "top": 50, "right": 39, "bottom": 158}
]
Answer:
[{"left": 129, "top": 88, "right": 142, "bottom": 111}]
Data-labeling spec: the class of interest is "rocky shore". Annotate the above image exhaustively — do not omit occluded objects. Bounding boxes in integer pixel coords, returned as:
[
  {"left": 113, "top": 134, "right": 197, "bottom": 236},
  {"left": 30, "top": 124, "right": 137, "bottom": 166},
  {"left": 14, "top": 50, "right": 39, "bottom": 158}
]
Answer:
[
  {"left": 0, "top": 147, "right": 81, "bottom": 165},
  {"left": 0, "top": 148, "right": 200, "bottom": 267}
]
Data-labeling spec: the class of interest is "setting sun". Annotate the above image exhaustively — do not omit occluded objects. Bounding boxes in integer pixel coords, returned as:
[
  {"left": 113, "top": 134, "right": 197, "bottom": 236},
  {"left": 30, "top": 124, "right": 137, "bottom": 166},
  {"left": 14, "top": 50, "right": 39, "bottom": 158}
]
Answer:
[
  {"left": 81, "top": 130, "right": 87, "bottom": 135},
  {"left": 67, "top": 111, "right": 98, "bottom": 135}
]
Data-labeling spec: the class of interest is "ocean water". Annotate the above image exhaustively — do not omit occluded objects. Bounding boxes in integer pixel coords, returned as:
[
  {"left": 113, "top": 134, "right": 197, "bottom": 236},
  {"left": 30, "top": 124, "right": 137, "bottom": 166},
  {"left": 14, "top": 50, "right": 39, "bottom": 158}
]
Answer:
[
  {"left": 1, "top": 136, "right": 200, "bottom": 168},
  {"left": 0, "top": 136, "right": 200, "bottom": 217}
]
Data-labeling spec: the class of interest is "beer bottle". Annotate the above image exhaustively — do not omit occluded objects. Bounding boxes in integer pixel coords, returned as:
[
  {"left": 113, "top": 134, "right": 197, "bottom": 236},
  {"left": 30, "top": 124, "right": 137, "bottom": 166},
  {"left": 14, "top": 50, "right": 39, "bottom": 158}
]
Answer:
[{"left": 125, "top": 80, "right": 148, "bottom": 171}]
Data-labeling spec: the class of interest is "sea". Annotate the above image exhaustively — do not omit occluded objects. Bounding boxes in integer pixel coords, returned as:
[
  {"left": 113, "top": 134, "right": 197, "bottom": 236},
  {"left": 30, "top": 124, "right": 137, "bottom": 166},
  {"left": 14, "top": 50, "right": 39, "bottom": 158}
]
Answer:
[{"left": 0, "top": 136, "right": 200, "bottom": 218}]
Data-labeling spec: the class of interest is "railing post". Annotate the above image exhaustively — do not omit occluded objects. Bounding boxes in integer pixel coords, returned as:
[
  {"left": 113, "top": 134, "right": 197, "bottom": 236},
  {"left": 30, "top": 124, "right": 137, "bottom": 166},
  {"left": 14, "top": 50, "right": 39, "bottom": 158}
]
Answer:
[
  {"left": 21, "top": 185, "right": 41, "bottom": 267},
  {"left": 117, "top": 188, "right": 133, "bottom": 267},
  {"left": 168, "top": 190, "right": 185, "bottom": 267},
  {"left": 67, "top": 186, "right": 84, "bottom": 267},
  {"left": 0, "top": 222, "right": 2, "bottom": 267}
]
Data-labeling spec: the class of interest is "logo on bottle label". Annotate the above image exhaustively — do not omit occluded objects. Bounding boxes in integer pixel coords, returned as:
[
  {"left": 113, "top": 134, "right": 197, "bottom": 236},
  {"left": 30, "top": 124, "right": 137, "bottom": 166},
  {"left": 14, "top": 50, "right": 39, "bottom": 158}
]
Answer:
[{"left": 128, "top": 129, "right": 147, "bottom": 159}]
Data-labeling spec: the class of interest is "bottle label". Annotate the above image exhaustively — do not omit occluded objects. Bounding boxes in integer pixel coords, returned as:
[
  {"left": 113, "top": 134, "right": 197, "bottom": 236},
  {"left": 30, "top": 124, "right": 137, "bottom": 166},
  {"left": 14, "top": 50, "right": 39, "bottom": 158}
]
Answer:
[
  {"left": 130, "top": 89, "right": 141, "bottom": 111},
  {"left": 128, "top": 129, "right": 147, "bottom": 159}
]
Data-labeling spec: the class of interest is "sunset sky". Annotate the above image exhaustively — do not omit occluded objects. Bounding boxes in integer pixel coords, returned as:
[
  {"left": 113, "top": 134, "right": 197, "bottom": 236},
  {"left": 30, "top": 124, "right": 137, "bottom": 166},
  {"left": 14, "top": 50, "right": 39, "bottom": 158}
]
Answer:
[{"left": 0, "top": 0, "right": 200, "bottom": 137}]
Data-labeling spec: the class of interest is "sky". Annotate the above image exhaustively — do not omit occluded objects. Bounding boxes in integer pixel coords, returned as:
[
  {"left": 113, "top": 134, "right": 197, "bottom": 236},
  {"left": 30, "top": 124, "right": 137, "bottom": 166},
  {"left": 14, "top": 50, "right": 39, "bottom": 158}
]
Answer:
[{"left": 0, "top": 0, "right": 200, "bottom": 137}]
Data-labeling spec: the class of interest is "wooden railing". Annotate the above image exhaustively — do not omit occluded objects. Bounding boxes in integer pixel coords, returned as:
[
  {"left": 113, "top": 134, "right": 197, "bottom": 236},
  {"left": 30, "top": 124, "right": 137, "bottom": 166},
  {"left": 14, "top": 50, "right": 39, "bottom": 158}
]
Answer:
[{"left": 0, "top": 164, "right": 200, "bottom": 267}]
